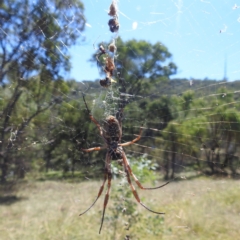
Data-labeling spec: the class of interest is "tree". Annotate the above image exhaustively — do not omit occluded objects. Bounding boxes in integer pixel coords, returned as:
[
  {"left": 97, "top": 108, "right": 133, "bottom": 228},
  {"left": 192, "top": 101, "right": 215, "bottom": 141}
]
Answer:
[
  {"left": 92, "top": 38, "right": 177, "bottom": 96},
  {"left": 115, "top": 38, "right": 177, "bottom": 80},
  {"left": 76, "top": 38, "right": 177, "bottom": 182},
  {"left": 0, "top": 0, "right": 85, "bottom": 182},
  {"left": 202, "top": 88, "right": 240, "bottom": 175}
]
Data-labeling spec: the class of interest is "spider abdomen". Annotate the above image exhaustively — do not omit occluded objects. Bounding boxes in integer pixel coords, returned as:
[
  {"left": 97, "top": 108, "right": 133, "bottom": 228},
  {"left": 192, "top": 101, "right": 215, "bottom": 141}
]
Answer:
[{"left": 103, "top": 115, "right": 122, "bottom": 142}]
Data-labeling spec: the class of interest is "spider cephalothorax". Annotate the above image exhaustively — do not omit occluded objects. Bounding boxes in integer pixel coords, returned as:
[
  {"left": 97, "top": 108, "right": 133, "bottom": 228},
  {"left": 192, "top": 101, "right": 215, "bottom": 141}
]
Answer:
[{"left": 80, "top": 95, "right": 169, "bottom": 234}]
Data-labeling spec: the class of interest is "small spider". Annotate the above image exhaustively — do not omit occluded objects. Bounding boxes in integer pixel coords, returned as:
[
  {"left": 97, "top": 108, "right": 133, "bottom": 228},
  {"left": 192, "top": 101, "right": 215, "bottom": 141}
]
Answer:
[
  {"left": 94, "top": 41, "right": 116, "bottom": 61},
  {"left": 80, "top": 95, "right": 169, "bottom": 234},
  {"left": 95, "top": 44, "right": 107, "bottom": 62}
]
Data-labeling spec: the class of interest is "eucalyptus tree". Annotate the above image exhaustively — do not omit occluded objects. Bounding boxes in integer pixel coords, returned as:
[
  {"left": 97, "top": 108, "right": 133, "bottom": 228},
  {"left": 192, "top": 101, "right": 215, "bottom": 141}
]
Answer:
[{"left": 0, "top": 0, "right": 86, "bottom": 182}]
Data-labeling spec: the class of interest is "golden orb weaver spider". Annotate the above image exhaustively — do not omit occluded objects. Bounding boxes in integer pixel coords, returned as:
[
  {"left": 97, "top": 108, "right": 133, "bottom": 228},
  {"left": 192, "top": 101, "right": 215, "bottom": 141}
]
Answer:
[{"left": 79, "top": 95, "right": 169, "bottom": 234}]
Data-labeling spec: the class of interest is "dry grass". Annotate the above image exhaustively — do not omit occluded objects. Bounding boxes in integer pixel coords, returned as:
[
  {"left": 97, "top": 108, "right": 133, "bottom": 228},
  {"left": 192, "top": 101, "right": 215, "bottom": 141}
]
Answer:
[{"left": 0, "top": 178, "right": 240, "bottom": 240}]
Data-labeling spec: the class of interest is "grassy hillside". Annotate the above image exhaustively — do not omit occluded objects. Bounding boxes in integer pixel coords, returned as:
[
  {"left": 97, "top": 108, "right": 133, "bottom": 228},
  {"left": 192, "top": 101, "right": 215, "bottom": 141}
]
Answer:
[{"left": 1, "top": 178, "right": 239, "bottom": 240}]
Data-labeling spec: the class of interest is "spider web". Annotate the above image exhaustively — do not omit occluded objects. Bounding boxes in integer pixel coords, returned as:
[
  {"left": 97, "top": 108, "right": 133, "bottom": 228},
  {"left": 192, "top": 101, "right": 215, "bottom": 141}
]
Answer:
[
  {"left": 72, "top": 1, "right": 240, "bottom": 237},
  {"left": 77, "top": 0, "right": 240, "bottom": 180},
  {"left": 1, "top": 0, "right": 240, "bottom": 239}
]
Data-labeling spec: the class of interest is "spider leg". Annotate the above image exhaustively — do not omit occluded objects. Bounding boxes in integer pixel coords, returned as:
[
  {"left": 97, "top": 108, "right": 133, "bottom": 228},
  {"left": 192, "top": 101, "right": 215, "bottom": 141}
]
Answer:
[
  {"left": 122, "top": 152, "right": 170, "bottom": 189},
  {"left": 120, "top": 125, "right": 170, "bottom": 189},
  {"left": 82, "top": 94, "right": 103, "bottom": 137},
  {"left": 79, "top": 168, "right": 107, "bottom": 217},
  {"left": 120, "top": 126, "right": 143, "bottom": 147},
  {"left": 123, "top": 164, "right": 165, "bottom": 215},
  {"left": 99, "top": 153, "right": 112, "bottom": 234},
  {"left": 89, "top": 115, "right": 103, "bottom": 137},
  {"left": 96, "top": 53, "right": 103, "bottom": 74},
  {"left": 82, "top": 146, "right": 106, "bottom": 153}
]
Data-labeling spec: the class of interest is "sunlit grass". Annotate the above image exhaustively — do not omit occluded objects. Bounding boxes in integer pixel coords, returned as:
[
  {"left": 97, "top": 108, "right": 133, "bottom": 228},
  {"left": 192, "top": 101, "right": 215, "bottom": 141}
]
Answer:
[{"left": 0, "top": 178, "right": 240, "bottom": 240}]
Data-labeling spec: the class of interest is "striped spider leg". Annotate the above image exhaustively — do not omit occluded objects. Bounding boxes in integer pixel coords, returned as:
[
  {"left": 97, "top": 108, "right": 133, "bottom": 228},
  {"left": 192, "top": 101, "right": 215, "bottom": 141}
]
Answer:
[{"left": 80, "top": 95, "right": 169, "bottom": 234}]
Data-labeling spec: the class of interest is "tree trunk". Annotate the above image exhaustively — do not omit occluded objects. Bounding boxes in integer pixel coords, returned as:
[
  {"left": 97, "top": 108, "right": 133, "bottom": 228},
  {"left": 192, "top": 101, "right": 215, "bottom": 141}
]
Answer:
[
  {"left": 71, "top": 159, "right": 75, "bottom": 177},
  {"left": 1, "top": 159, "right": 8, "bottom": 183},
  {"left": 164, "top": 152, "right": 170, "bottom": 180},
  {"left": 170, "top": 135, "right": 177, "bottom": 179},
  {"left": 171, "top": 151, "right": 176, "bottom": 179}
]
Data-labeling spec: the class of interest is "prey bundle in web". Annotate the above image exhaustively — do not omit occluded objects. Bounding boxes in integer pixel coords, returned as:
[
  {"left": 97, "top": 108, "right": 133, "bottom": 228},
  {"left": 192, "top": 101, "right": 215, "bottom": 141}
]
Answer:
[{"left": 92, "top": 0, "right": 128, "bottom": 119}]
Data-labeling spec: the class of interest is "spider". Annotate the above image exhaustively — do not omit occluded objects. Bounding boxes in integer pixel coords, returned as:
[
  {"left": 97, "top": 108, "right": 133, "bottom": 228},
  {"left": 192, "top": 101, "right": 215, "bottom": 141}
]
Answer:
[
  {"left": 94, "top": 41, "right": 117, "bottom": 62},
  {"left": 95, "top": 44, "right": 107, "bottom": 62},
  {"left": 80, "top": 95, "right": 169, "bottom": 234}
]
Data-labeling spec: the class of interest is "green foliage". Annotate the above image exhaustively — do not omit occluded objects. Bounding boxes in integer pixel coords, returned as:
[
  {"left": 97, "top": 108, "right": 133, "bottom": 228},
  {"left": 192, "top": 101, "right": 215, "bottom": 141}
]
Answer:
[
  {"left": 91, "top": 38, "right": 177, "bottom": 96},
  {"left": 0, "top": 0, "right": 86, "bottom": 182},
  {"left": 1, "top": 3, "right": 240, "bottom": 183},
  {"left": 130, "top": 154, "right": 158, "bottom": 183},
  {"left": 109, "top": 154, "right": 159, "bottom": 239},
  {"left": 115, "top": 38, "right": 177, "bottom": 81},
  {"left": 141, "top": 215, "right": 165, "bottom": 236}
]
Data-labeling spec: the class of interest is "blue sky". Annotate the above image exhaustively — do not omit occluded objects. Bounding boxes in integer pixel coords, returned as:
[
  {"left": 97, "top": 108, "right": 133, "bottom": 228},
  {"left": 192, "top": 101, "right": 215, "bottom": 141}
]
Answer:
[{"left": 67, "top": 0, "right": 240, "bottom": 82}]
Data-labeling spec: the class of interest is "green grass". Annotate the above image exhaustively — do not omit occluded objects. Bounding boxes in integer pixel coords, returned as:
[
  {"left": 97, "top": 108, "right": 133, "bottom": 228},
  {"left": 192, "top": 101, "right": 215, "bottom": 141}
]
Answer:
[{"left": 0, "top": 178, "right": 240, "bottom": 240}]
